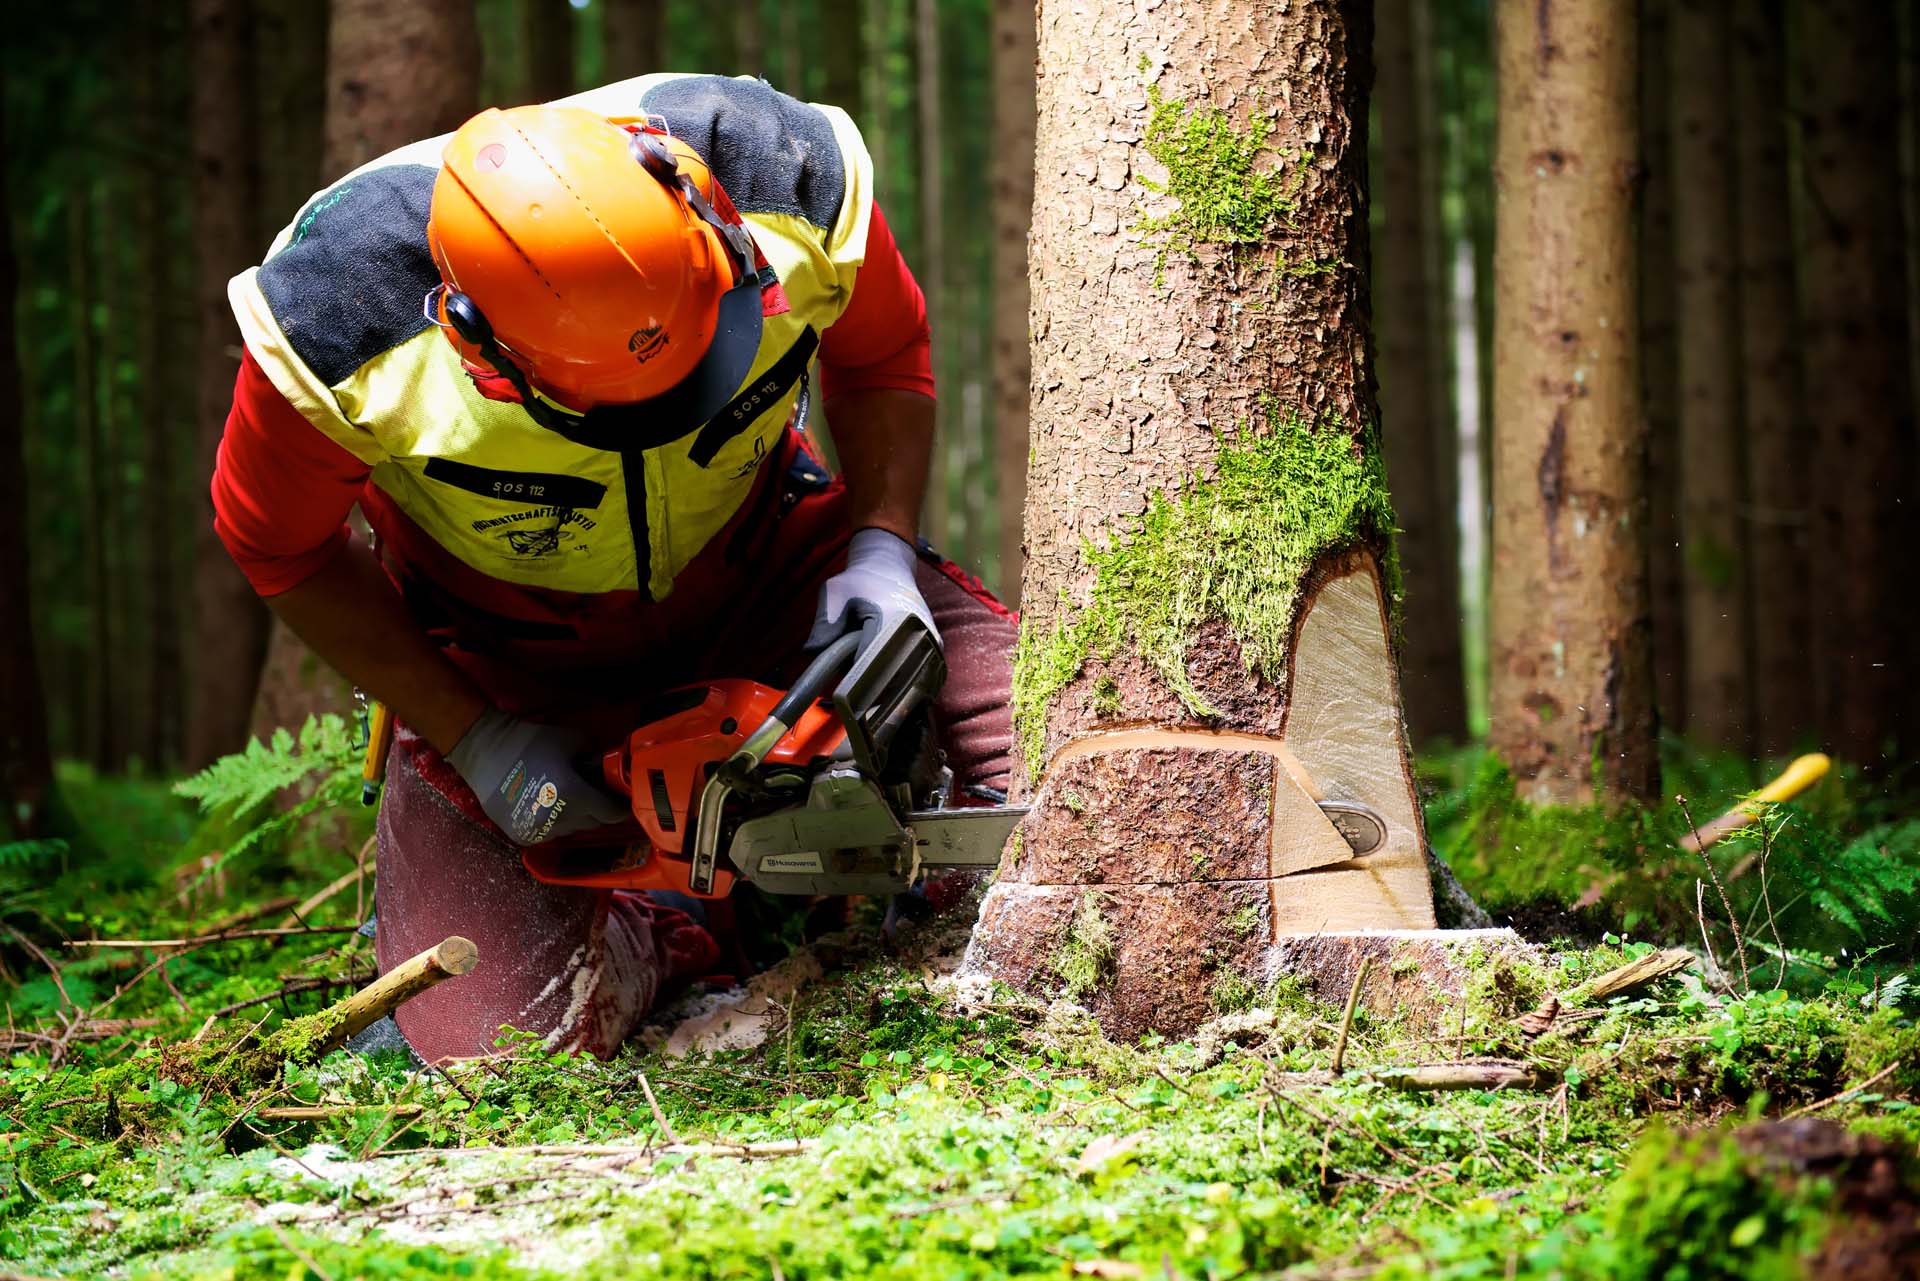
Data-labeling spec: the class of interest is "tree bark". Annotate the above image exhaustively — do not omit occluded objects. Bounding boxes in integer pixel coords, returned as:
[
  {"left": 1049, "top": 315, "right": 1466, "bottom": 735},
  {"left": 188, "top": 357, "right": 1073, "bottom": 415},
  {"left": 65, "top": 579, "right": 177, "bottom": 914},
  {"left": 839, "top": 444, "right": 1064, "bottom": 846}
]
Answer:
[
  {"left": 1638, "top": 0, "right": 1686, "bottom": 730},
  {"left": 524, "top": 0, "right": 576, "bottom": 102},
  {"left": 1668, "top": 0, "right": 1750, "bottom": 754},
  {"left": 186, "top": 0, "right": 272, "bottom": 767},
  {"left": 914, "top": 0, "right": 949, "bottom": 551},
  {"left": 1732, "top": 0, "right": 1809, "bottom": 757},
  {"left": 967, "top": 0, "right": 1435, "bottom": 1041},
  {"left": 1793, "top": 0, "right": 1918, "bottom": 766},
  {"left": 324, "top": 0, "right": 480, "bottom": 177},
  {"left": 133, "top": 17, "right": 185, "bottom": 773},
  {"left": 69, "top": 186, "right": 116, "bottom": 772},
  {"left": 989, "top": 0, "right": 1035, "bottom": 604},
  {"left": 820, "top": 0, "right": 864, "bottom": 114},
  {"left": 1376, "top": 0, "right": 1466, "bottom": 745},
  {"left": 737, "top": 0, "right": 765, "bottom": 77},
  {"left": 602, "top": 0, "right": 664, "bottom": 80},
  {"left": 0, "top": 93, "right": 58, "bottom": 839},
  {"left": 245, "top": 0, "right": 484, "bottom": 744},
  {"left": 1488, "top": 0, "right": 1655, "bottom": 803}
]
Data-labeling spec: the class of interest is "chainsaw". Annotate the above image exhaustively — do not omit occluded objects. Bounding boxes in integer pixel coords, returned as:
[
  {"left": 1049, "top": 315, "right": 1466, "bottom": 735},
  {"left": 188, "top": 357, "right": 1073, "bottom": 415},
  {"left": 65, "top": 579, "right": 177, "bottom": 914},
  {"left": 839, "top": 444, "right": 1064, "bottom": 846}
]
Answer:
[{"left": 519, "top": 616, "right": 1029, "bottom": 899}]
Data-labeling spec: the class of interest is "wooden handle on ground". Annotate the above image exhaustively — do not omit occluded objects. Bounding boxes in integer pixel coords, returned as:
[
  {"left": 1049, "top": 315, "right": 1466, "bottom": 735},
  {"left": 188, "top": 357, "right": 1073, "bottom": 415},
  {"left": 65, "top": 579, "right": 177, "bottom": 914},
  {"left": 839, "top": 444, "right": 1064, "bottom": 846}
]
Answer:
[
  {"left": 312, "top": 935, "right": 478, "bottom": 1058},
  {"left": 1678, "top": 753, "right": 1832, "bottom": 853}
]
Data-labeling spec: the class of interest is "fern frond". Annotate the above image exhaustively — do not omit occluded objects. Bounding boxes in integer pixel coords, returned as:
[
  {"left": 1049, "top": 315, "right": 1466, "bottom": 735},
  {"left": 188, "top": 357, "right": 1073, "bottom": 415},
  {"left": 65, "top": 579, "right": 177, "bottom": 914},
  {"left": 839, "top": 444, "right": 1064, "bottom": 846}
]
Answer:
[
  {"left": 0, "top": 838, "right": 67, "bottom": 868},
  {"left": 173, "top": 714, "right": 358, "bottom": 816}
]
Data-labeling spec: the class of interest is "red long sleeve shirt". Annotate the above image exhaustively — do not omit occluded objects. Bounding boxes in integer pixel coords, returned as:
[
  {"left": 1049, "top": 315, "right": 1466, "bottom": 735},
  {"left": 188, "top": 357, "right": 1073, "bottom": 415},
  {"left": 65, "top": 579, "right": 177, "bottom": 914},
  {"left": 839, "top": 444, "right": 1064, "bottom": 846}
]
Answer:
[{"left": 213, "top": 199, "right": 932, "bottom": 597}]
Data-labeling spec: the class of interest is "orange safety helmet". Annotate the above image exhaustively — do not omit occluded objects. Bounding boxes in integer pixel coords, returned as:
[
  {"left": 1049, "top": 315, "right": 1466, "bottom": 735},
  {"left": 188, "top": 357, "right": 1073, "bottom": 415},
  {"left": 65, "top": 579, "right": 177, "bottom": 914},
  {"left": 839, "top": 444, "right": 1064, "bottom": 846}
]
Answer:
[{"left": 425, "top": 104, "right": 764, "bottom": 447}]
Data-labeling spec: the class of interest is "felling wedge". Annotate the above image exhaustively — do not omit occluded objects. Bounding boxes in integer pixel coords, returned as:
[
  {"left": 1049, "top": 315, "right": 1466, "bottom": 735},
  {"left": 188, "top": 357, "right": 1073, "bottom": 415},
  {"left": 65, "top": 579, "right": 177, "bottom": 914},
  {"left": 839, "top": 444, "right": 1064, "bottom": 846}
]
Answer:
[{"left": 965, "top": 553, "right": 1441, "bottom": 1038}]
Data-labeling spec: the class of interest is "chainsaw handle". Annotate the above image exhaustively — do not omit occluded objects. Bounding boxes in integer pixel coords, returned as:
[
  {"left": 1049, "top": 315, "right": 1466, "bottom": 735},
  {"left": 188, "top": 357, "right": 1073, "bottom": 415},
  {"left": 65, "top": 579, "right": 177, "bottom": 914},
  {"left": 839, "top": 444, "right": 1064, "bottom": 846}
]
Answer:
[{"left": 732, "top": 633, "right": 863, "bottom": 770}]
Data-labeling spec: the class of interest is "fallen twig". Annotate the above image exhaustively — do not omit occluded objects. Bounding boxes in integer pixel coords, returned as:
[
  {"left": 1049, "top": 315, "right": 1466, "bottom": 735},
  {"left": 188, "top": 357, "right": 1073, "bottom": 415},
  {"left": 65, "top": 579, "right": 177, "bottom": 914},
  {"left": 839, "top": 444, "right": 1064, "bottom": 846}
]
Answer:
[
  {"left": 211, "top": 974, "right": 373, "bottom": 1018},
  {"left": 1518, "top": 948, "right": 1695, "bottom": 1039},
  {"left": 69, "top": 925, "right": 361, "bottom": 951},
  {"left": 280, "top": 846, "right": 378, "bottom": 930},
  {"left": 0, "top": 1017, "right": 158, "bottom": 1054},
  {"left": 256, "top": 1103, "right": 424, "bottom": 1122},
  {"left": 637, "top": 1072, "right": 678, "bottom": 1145},
  {"left": 1783, "top": 1060, "right": 1906, "bottom": 1119},
  {"left": 1331, "top": 956, "right": 1372, "bottom": 1074},
  {"left": 263, "top": 936, "right": 477, "bottom": 1061},
  {"left": 1367, "top": 1062, "right": 1544, "bottom": 1092}
]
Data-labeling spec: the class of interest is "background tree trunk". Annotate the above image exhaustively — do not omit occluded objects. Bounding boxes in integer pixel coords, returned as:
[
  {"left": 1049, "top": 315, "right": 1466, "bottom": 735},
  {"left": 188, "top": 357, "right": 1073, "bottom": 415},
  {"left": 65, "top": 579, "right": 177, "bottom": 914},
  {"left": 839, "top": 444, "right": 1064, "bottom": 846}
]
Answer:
[
  {"left": 914, "top": 0, "right": 949, "bottom": 550},
  {"left": 821, "top": 0, "right": 864, "bottom": 112},
  {"left": 524, "top": 0, "right": 576, "bottom": 101},
  {"left": 69, "top": 186, "right": 115, "bottom": 772},
  {"left": 968, "top": 0, "right": 1435, "bottom": 1041},
  {"left": 1794, "top": 0, "right": 1918, "bottom": 766},
  {"left": 185, "top": 0, "right": 271, "bottom": 767},
  {"left": 0, "top": 94, "right": 58, "bottom": 839},
  {"left": 135, "top": 35, "right": 184, "bottom": 774},
  {"left": 602, "top": 0, "right": 663, "bottom": 79},
  {"left": 1732, "top": 0, "right": 1808, "bottom": 757},
  {"left": 1376, "top": 0, "right": 1466, "bottom": 746},
  {"left": 323, "top": 0, "right": 481, "bottom": 177},
  {"left": 1669, "top": 0, "right": 1750, "bottom": 755},
  {"left": 1488, "top": 0, "right": 1656, "bottom": 803},
  {"left": 989, "top": 0, "right": 1035, "bottom": 604},
  {"left": 1638, "top": 0, "right": 1686, "bottom": 731},
  {"left": 245, "top": 0, "right": 484, "bottom": 743}
]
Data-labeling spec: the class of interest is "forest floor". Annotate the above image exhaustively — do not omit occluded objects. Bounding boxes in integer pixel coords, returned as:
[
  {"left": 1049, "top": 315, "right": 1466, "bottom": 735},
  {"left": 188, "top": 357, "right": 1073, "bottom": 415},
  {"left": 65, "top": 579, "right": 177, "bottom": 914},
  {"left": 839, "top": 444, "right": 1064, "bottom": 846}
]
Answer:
[{"left": 3, "top": 728, "right": 1920, "bottom": 1280}]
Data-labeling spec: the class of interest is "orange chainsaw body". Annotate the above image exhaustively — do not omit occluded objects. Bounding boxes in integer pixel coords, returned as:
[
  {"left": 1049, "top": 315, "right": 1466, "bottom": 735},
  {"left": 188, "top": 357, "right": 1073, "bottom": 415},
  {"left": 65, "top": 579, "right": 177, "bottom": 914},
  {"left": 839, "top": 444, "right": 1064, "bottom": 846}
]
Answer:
[{"left": 519, "top": 680, "right": 848, "bottom": 899}]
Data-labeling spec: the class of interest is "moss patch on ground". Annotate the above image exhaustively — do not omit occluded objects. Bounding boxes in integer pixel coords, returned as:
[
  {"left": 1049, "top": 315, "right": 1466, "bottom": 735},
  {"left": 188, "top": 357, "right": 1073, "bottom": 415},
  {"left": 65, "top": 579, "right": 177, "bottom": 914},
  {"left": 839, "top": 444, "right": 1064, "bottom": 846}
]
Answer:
[
  {"left": 1012, "top": 405, "right": 1393, "bottom": 774},
  {"left": 6, "top": 737, "right": 1919, "bottom": 1280}
]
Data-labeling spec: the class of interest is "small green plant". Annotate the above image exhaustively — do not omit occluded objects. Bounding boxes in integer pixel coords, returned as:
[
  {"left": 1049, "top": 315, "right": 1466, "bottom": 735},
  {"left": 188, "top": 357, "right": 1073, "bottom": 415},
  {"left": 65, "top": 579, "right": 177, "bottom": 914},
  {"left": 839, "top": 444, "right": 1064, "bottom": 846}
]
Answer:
[{"left": 171, "top": 714, "right": 362, "bottom": 883}]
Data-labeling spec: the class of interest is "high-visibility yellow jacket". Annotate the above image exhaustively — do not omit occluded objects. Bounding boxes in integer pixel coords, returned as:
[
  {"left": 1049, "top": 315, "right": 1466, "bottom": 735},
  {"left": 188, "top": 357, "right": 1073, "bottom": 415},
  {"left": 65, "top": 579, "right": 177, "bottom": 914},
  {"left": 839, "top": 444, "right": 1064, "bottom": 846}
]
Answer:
[{"left": 229, "top": 74, "right": 874, "bottom": 604}]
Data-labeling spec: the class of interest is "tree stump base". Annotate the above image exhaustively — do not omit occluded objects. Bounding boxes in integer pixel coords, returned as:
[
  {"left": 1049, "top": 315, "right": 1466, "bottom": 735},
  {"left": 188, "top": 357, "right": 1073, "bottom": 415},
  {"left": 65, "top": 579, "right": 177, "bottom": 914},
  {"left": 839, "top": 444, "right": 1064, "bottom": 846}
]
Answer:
[
  {"left": 969, "top": 554, "right": 1476, "bottom": 1042},
  {"left": 968, "top": 878, "right": 1534, "bottom": 1041}
]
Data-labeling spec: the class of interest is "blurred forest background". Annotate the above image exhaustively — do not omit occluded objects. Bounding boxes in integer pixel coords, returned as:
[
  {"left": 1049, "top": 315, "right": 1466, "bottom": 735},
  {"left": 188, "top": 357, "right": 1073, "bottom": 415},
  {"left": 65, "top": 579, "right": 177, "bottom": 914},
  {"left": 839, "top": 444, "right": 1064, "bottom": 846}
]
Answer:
[{"left": 1, "top": 0, "right": 1915, "bottom": 816}]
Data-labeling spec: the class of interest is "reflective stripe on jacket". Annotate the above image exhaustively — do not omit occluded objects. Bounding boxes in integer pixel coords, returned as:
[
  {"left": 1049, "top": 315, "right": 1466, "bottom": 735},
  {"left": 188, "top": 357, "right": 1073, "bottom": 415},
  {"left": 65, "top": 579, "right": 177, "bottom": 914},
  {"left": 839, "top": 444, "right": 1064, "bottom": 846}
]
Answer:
[{"left": 227, "top": 73, "right": 874, "bottom": 602}]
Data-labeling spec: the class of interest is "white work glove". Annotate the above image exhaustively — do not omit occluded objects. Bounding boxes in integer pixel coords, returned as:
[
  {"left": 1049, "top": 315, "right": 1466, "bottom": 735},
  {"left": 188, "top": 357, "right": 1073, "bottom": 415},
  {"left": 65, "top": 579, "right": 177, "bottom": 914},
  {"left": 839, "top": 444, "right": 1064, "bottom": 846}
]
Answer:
[
  {"left": 806, "top": 528, "right": 941, "bottom": 653},
  {"left": 446, "top": 709, "right": 628, "bottom": 846}
]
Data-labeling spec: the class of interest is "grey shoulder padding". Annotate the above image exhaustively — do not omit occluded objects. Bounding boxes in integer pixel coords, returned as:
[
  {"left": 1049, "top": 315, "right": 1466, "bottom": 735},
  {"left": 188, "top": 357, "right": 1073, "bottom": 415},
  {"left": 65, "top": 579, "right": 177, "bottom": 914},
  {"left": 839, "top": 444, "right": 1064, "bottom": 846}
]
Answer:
[
  {"left": 257, "top": 164, "right": 441, "bottom": 388},
  {"left": 640, "top": 76, "right": 847, "bottom": 230}
]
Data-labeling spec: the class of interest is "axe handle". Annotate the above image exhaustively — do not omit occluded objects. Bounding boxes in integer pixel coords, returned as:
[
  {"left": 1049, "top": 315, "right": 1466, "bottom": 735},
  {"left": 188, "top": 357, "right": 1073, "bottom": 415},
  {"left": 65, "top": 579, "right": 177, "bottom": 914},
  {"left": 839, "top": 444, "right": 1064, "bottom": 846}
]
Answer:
[{"left": 1679, "top": 753, "right": 1831, "bottom": 853}]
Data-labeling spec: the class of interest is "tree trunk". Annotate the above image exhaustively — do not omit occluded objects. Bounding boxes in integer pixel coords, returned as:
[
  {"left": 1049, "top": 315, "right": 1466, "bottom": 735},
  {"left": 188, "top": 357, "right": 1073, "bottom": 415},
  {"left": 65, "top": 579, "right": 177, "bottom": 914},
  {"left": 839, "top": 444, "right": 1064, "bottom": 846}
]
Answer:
[
  {"left": 136, "top": 30, "right": 184, "bottom": 773},
  {"left": 820, "top": 0, "right": 863, "bottom": 113},
  {"left": 602, "top": 0, "right": 663, "bottom": 79},
  {"left": 967, "top": 0, "right": 1435, "bottom": 1041},
  {"left": 989, "top": 0, "right": 1035, "bottom": 604},
  {"left": 913, "top": 0, "right": 949, "bottom": 551},
  {"left": 1733, "top": 0, "right": 1808, "bottom": 757},
  {"left": 324, "top": 0, "right": 480, "bottom": 177},
  {"left": 737, "top": 0, "right": 765, "bottom": 77},
  {"left": 0, "top": 94, "right": 58, "bottom": 840},
  {"left": 1669, "top": 0, "right": 1750, "bottom": 754},
  {"left": 70, "top": 186, "right": 116, "bottom": 772},
  {"left": 186, "top": 0, "right": 272, "bottom": 767},
  {"left": 245, "top": 0, "right": 484, "bottom": 743},
  {"left": 1638, "top": 0, "right": 1686, "bottom": 730},
  {"left": 524, "top": 0, "right": 575, "bottom": 102},
  {"left": 1488, "top": 0, "right": 1656, "bottom": 803},
  {"left": 1794, "top": 0, "right": 1918, "bottom": 766},
  {"left": 1375, "top": 0, "right": 1466, "bottom": 746}
]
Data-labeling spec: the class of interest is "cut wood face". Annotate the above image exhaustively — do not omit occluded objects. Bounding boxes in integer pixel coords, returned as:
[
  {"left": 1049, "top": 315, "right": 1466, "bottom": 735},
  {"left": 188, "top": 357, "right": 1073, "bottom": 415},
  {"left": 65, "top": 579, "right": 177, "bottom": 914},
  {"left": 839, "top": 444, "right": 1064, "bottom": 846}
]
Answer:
[{"left": 968, "top": 554, "right": 1438, "bottom": 1039}]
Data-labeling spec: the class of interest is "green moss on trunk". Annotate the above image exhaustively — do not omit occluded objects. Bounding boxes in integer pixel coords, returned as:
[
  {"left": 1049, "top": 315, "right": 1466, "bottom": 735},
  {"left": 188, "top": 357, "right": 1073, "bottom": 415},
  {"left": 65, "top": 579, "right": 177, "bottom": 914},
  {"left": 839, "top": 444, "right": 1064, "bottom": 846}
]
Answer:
[{"left": 1011, "top": 406, "right": 1395, "bottom": 775}]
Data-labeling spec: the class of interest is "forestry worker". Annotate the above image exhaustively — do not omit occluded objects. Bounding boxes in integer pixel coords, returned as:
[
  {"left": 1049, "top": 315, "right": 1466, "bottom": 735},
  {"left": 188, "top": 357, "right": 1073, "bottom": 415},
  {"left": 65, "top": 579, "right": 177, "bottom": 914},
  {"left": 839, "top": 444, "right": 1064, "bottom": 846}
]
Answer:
[{"left": 209, "top": 75, "right": 1016, "bottom": 1063}]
